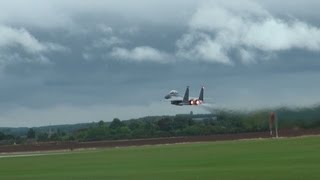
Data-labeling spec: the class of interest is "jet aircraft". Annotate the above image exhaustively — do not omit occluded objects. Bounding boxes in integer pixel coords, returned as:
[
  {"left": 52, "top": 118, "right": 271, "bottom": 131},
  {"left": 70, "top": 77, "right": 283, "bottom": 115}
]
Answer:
[{"left": 164, "top": 86, "right": 204, "bottom": 106}]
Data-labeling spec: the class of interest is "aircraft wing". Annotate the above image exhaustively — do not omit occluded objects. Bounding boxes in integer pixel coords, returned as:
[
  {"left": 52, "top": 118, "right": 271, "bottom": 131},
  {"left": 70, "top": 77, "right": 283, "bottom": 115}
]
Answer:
[{"left": 165, "top": 96, "right": 183, "bottom": 101}]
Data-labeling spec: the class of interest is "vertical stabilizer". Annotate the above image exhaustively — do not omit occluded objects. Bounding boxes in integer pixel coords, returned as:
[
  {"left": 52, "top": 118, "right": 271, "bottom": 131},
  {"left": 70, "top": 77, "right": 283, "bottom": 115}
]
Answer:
[
  {"left": 199, "top": 87, "right": 204, "bottom": 101},
  {"left": 183, "top": 86, "right": 189, "bottom": 102}
]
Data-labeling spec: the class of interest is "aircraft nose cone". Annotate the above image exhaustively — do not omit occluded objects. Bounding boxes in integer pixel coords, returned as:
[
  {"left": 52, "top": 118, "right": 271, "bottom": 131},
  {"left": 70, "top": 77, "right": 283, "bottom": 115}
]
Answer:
[{"left": 164, "top": 94, "right": 171, "bottom": 99}]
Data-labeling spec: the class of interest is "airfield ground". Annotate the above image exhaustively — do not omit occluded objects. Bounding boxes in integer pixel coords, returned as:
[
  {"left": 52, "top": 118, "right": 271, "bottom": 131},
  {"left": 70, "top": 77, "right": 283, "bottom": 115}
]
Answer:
[
  {"left": 0, "top": 135, "right": 319, "bottom": 180},
  {"left": 0, "top": 128, "right": 320, "bottom": 153}
]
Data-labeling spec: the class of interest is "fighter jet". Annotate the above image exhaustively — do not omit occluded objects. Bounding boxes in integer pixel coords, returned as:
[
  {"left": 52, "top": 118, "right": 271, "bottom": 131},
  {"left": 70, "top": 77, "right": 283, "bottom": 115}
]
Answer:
[{"left": 164, "top": 86, "right": 204, "bottom": 106}]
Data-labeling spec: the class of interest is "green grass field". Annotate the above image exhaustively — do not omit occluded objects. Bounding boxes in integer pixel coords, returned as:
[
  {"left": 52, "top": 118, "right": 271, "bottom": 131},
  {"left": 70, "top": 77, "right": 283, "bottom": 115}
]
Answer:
[{"left": 1, "top": 136, "right": 320, "bottom": 180}]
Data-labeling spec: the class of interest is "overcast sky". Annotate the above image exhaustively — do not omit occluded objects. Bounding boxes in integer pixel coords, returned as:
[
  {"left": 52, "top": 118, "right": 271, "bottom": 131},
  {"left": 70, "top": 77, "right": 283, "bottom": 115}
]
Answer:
[{"left": 1, "top": 0, "right": 320, "bottom": 127}]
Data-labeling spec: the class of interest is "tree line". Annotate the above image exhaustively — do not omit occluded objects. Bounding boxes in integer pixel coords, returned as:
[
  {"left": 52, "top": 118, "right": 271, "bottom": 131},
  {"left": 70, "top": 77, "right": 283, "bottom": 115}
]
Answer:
[{"left": 1, "top": 105, "right": 320, "bottom": 144}]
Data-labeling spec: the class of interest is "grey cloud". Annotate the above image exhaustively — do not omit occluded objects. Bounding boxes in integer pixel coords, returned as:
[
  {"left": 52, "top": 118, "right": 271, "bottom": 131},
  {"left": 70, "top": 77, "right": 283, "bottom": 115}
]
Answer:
[
  {"left": 92, "top": 37, "right": 126, "bottom": 49},
  {"left": 0, "top": 25, "right": 47, "bottom": 53},
  {"left": 258, "top": 0, "right": 320, "bottom": 23},
  {"left": 1, "top": 0, "right": 319, "bottom": 30},
  {"left": 0, "top": 53, "right": 51, "bottom": 67},
  {"left": 0, "top": 25, "right": 68, "bottom": 69},
  {"left": 0, "top": 1, "right": 74, "bottom": 29},
  {"left": 176, "top": 0, "right": 320, "bottom": 64},
  {"left": 57, "top": 0, "right": 320, "bottom": 65},
  {"left": 176, "top": 32, "right": 232, "bottom": 65},
  {"left": 0, "top": 0, "right": 197, "bottom": 30},
  {"left": 242, "top": 19, "right": 320, "bottom": 51},
  {"left": 111, "top": 46, "right": 170, "bottom": 62}
]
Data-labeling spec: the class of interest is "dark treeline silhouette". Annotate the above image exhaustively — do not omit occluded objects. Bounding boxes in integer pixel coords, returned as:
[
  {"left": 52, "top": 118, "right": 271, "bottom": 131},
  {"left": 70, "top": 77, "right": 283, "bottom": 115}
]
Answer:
[{"left": 1, "top": 105, "right": 320, "bottom": 144}]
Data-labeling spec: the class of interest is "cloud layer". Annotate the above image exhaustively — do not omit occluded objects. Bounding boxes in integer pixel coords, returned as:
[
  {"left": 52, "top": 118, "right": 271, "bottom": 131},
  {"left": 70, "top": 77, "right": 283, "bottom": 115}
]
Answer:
[
  {"left": 177, "top": 0, "right": 320, "bottom": 64},
  {"left": 1, "top": 0, "right": 320, "bottom": 65},
  {"left": 0, "top": 25, "right": 67, "bottom": 68},
  {"left": 1, "top": 0, "right": 320, "bottom": 127},
  {"left": 111, "top": 46, "right": 169, "bottom": 62},
  {"left": 0, "top": 25, "right": 47, "bottom": 53}
]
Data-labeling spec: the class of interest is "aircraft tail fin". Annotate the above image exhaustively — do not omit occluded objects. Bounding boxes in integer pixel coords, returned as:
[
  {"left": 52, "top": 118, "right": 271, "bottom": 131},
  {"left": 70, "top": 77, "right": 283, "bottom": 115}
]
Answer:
[
  {"left": 183, "top": 86, "right": 189, "bottom": 102},
  {"left": 199, "top": 87, "right": 204, "bottom": 101}
]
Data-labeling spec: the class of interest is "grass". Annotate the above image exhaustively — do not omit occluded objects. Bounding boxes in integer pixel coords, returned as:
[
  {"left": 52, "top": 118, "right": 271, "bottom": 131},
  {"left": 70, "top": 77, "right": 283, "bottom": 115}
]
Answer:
[{"left": 0, "top": 136, "right": 320, "bottom": 180}]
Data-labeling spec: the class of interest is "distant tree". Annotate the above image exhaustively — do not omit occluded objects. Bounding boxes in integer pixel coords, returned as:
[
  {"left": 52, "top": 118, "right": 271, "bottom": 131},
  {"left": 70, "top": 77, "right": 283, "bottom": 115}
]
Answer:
[
  {"left": 74, "top": 129, "right": 89, "bottom": 141},
  {"left": 0, "top": 131, "right": 5, "bottom": 140},
  {"left": 86, "top": 127, "right": 109, "bottom": 141},
  {"left": 173, "top": 116, "right": 194, "bottom": 130},
  {"left": 144, "top": 121, "right": 157, "bottom": 136},
  {"left": 50, "top": 129, "right": 67, "bottom": 141},
  {"left": 27, "top": 128, "right": 36, "bottom": 139},
  {"left": 98, "top": 120, "right": 105, "bottom": 127},
  {"left": 157, "top": 117, "right": 173, "bottom": 131},
  {"left": 109, "top": 118, "right": 124, "bottom": 129},
  {"left": 116, "top": 126, "right": 131, "bottom": 139},
  {"left": 128, "top": 121, "right": 144, "bottom": 131},
  {"left": 183, "top": 125, "right": 204, "bottom": 136},
  {"left": 37, "top": 133, "right": 49, "bottom": 141}
]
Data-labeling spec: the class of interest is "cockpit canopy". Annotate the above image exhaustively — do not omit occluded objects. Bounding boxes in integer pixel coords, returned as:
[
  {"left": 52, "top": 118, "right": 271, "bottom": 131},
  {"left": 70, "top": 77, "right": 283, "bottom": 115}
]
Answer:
[
  {"left": 169, "top": 90, "right": 178, "bottom": 95},
  {"left": 165, "top": 90, "right": 179, "bottom": 99}
]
